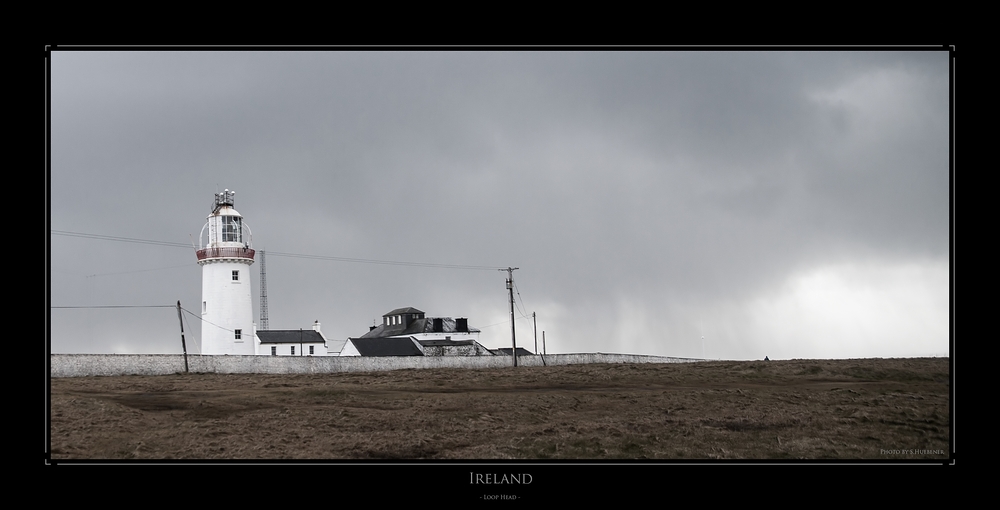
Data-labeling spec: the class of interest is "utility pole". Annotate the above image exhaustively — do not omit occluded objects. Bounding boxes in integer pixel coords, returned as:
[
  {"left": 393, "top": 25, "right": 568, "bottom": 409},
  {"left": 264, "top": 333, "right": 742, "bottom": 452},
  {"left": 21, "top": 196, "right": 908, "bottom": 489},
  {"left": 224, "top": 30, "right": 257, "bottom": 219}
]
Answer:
[
  {"left": 176, "top": 301, "right": 189, "bottom": 373},
  {"left": 532, "top": 312, "right": 537, "bottom": 356},
  {"left": 499, "top": 267, "right": 519, "bottom": 367}
]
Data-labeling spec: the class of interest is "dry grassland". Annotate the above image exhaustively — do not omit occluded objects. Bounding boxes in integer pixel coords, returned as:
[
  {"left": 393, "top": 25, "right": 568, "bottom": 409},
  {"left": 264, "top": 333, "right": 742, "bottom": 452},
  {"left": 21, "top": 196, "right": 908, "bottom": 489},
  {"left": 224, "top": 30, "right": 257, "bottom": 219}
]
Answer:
[{"left": 49, "top": 357, "right": 950, "bottom": 461}]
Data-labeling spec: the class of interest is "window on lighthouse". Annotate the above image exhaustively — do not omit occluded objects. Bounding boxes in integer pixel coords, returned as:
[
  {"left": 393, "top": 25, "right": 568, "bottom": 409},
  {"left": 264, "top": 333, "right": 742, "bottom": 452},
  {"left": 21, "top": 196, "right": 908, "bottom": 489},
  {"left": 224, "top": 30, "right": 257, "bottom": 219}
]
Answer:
[
  {"left": 221, "top": 216, "right": 242, "bottom": 243},
  {"left": 235, "top": 329, "right": 242, "bottom": 340},
  {"left": 232, "top": 270, "right": 239, "bottom": 281}
]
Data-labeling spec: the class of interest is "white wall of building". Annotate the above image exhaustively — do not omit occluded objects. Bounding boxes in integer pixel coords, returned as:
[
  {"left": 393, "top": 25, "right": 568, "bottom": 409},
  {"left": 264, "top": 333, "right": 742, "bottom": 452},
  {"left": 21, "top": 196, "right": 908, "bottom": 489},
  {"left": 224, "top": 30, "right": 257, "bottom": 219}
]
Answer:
[
  {"left": 198, "top": 193, "right": 256, "bottom": 356},
  {"left": 259, "top": 342, "right": 327, "bottom": 356},
  {"left": 200, "top": 259, "right": 255, "bottom": 355}
]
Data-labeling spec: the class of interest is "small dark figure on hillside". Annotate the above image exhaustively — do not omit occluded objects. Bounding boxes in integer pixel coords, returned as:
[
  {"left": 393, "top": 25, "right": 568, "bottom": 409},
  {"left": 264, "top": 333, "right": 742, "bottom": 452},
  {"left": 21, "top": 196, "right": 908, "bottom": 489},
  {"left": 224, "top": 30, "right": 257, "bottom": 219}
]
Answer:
[{"left": 764, "top": 356, "right": 770, "bottom": 361}]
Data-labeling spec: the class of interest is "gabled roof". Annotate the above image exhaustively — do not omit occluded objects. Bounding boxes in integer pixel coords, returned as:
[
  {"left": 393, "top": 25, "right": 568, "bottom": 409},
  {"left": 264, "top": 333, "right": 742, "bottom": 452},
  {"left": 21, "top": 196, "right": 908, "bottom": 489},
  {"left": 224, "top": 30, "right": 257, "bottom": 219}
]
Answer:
[
  {"left": 383, "top": 307, "right": 424, "bottom": 317},
  {"left": 348, "top": 337, "right": 424, "bottom": 357},
  {"left": 256, "top": 330, "right": 325, "bottom": 345},
  {"left": 361, "top": 317, "right": 481, "bottom": 339},
  {"left": 492, "top": 347, "right": 535, "bottom": 356}
]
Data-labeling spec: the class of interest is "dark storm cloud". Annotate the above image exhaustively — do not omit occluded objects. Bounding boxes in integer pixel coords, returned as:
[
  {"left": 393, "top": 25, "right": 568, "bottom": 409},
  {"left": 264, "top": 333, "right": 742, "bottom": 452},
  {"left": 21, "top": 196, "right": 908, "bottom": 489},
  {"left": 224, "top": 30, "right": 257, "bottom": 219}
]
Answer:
[{"left": 50, "top": 50, "right": 949, "bottom": 359}]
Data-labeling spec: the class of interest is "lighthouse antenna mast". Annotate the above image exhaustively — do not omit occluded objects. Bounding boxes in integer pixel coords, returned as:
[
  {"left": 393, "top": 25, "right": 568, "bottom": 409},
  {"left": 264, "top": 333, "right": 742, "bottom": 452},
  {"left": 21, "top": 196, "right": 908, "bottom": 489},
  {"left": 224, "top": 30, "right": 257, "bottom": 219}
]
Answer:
[{"left": 259, "top": 249, "right": 269, "bottom": 331}]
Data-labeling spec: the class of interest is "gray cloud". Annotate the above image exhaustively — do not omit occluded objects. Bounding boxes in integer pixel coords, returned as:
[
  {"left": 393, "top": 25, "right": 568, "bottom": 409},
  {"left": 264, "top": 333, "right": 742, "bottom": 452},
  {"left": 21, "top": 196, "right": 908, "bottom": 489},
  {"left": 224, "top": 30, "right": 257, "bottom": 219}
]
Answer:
[{"left": 50, "top": 49, "right": 950, "bottom": 360}]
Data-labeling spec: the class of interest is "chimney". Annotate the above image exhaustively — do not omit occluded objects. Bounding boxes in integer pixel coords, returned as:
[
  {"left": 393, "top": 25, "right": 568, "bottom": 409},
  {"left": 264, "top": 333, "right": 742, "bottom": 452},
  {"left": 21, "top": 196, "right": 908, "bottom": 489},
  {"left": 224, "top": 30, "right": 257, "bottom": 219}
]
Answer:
[
  {"left": 433, "top": 318, "right": 443, "bottom": 333},
  {"left": 456, "top": 318, "right": 468, "bottom": 332},
  {"left": 313, "top": 320, "right": 321, "bottom": 334}
]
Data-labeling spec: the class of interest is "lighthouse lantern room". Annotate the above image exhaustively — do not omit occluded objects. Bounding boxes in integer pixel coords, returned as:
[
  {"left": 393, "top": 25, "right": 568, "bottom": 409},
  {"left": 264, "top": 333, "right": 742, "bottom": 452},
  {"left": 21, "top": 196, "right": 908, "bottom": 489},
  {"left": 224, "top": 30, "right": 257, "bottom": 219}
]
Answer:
[{"left": 196, "top": 189, "right": 256, "bottom": 355}]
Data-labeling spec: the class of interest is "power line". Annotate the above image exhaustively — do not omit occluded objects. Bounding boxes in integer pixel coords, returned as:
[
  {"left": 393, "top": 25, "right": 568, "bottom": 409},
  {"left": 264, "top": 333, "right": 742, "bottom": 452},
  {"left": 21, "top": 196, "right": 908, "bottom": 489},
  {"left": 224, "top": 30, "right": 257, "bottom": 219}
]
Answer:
[
  {"left": 51, "top": 230, "right": 191, "bottom": 248},
  {"left": 265, "top": 250, "right": 499, "bottom": 271},
  {"left": 182, "top": 305, "right": 200, "bottom": 354},
  {"left": 179, "top": 306, "right": 236, "bottom": 333},
  {"left": 85, "top": 264, "right": 192, "bottom": 278},
  {"left": 51, "top": 304, "right": 234, "bottom": 335},
  {"left": 52, "top": 229, "right": 501, "bottom": 271},
  {"left": 51, "top": 305, "right": 176, "bottom": 309},
  {"left": 512, "top": 279, "right": 530, "bottom": 320}
]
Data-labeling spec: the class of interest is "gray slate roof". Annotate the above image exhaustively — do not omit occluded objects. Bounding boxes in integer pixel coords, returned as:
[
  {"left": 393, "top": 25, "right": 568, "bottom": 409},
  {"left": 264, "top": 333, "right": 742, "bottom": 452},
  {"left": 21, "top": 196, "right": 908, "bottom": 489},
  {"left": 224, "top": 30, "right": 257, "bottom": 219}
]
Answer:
[
  {"left": 492, "top": 347, "right": 535, "bottom": 356},
  {"left": 257, "top": 330, "right": 325, "bottom": 344},
  {"left": 348, "top": 337, "right": 424, "bottom": 356},
  {"left": 383, "top": 307, "right": 424, "bottom": 317}
]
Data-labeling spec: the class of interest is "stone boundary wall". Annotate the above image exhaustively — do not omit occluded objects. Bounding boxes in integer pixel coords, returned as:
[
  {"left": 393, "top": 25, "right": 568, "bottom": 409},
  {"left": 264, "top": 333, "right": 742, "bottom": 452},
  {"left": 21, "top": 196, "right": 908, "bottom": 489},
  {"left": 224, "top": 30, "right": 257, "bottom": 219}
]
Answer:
[{"left": 50, "top": 353, "right": 703, "bottom": 378}]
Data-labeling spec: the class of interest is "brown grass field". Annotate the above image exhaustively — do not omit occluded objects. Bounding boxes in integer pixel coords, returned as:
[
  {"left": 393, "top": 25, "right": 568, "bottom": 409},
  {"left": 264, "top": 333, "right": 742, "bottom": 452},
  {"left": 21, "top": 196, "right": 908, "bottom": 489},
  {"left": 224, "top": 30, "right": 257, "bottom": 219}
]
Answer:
[{"left": 48, "top": 357, "right": 950, "bottom": 462}]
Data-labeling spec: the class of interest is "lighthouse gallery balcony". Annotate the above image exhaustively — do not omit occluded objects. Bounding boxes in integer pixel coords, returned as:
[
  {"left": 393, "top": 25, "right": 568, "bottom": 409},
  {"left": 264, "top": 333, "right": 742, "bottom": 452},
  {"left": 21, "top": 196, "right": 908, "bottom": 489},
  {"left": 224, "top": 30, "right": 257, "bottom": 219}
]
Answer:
[{"left": 196, "top": 247, "right": 255, "bottom": 261}]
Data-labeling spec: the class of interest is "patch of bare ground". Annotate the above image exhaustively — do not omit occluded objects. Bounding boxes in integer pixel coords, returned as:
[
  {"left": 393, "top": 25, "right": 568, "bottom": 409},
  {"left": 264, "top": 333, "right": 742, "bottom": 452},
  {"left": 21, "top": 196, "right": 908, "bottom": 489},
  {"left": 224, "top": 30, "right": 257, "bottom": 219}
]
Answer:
[{"left": 49, "top": 358, "right": 950, "bottom": 460}]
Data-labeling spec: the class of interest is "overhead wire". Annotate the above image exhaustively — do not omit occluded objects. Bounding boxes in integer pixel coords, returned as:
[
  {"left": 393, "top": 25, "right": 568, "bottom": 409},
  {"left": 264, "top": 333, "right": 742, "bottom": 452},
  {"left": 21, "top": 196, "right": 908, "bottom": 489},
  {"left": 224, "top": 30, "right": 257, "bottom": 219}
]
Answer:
[
  {"left": 85, "top": 264, "right": 192, "bottom": 278},
  {"left": 52, "top": 229, "right": 502, "bottom": 271},
  {"left": 50, "top": 302, "right": 215, "bottom": 354},
  {"left": 51, "top": 305, "right": 175, "bottom": 309},
  {"left": 181, "top": 305, "right": 200, "bottom": 354},
  {"left": 53, "top": 230, "right": 532, "bottom": 336},
  {"left": 51, "top": 230, "right": 191, "bottom": 248},
  {"left": 265, "top": 250, "right": 500, "bottom": 271},
  {"left": 512, "top": 279, "right": 531, "bottom": 320},
  {"left": 180, "top": 305, "right": 236, "bottom": 334}
]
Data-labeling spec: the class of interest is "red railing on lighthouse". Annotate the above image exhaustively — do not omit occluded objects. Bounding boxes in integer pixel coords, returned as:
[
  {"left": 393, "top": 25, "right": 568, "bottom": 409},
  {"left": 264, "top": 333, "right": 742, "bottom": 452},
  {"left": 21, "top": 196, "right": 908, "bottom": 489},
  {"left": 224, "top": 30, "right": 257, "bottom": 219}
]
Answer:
[{"left": 196, "top": 247, "right": 255, "bottom": 261}]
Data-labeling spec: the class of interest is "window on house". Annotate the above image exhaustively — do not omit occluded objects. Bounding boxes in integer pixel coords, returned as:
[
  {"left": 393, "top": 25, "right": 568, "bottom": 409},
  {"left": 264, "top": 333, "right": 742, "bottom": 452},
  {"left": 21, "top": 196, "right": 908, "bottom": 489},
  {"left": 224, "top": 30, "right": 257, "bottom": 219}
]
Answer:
[
  {"left": 290, "top": 346, "right": 295, "bottom": 355},
  {"left": 202, "top": 301, "right": 206, "bottom": 313},
  {"left": 235, "top": 329, "right": 242, "bottom": 340},
  {"left": 232, "top": 270, "right": 239, "bottom": 281},
  {"left": 309, "top": 345, "right": 314, "bottom": 355},
  {"left": 271, "top": 346, "right": 277, "bottom": 356}
]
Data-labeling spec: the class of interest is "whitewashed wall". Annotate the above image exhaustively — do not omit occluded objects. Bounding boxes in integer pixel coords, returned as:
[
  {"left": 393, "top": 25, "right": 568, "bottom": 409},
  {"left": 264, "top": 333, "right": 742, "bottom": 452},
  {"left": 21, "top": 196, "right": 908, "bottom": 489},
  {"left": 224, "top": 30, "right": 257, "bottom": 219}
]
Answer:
[{"left": 50, "top": 353, "right": 703, "bottom": 377}]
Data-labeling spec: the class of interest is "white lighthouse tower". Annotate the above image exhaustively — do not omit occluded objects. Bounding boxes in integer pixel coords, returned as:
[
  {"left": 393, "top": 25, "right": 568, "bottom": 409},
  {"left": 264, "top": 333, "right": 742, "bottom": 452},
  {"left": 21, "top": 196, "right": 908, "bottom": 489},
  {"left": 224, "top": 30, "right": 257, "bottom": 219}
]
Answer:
[{"left": 196, "top": 189, "right": 256, "bottom": 355}]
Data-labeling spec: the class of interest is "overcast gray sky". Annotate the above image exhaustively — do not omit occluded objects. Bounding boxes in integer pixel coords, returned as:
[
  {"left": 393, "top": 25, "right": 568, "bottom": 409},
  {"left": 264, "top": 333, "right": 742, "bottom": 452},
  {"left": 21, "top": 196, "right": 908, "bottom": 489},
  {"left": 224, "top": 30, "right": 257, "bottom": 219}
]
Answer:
[{"left": 49, "top": 49, "right": 951, "bottom": 360}]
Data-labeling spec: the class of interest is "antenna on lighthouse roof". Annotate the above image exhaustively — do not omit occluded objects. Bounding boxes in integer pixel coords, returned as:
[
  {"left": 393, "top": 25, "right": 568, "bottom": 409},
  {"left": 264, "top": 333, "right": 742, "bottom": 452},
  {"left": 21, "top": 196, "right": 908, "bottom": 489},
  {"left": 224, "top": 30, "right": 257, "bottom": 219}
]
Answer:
[{"left": 213, "top": 189, "right": 236, "bottom": 212}]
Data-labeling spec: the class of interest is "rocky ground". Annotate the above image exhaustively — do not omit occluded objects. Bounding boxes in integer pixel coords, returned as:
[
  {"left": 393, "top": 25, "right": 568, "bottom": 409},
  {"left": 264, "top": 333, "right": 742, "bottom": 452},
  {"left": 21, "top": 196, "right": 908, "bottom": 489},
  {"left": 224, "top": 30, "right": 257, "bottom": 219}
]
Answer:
[{"left": 49, "top": 357, "right": 950, "bottom": 461}]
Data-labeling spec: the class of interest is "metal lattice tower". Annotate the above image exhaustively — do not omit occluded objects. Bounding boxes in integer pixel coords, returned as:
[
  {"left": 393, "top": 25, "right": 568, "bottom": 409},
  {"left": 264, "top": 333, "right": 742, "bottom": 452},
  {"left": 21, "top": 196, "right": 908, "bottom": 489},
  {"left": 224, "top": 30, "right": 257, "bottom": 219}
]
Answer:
[{"left": 259, "top": 249, "right": 269, "bottom": 331}]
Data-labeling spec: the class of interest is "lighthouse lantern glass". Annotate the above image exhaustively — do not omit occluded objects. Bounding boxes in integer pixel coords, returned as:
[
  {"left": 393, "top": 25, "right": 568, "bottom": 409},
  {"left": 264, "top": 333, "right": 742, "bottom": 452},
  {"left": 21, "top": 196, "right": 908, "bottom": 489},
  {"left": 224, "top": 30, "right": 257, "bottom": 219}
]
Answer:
[{"left": 222, "top": 215, "right": 242, "bottom": 243}]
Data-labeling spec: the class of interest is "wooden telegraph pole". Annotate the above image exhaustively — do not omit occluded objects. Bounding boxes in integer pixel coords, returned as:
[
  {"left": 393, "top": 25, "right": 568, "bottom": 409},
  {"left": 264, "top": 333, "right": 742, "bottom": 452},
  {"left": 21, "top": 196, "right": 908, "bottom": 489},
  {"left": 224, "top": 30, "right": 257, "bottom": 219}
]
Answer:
[
  {"left": 532, "top": 312, "right": 537, "bottom": 355},
  {"left": 500, "top": 267, "right": 519, "bottom": 367},
  {"left": 176, "top": 300, "right": 189, "bottom": 373}
]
